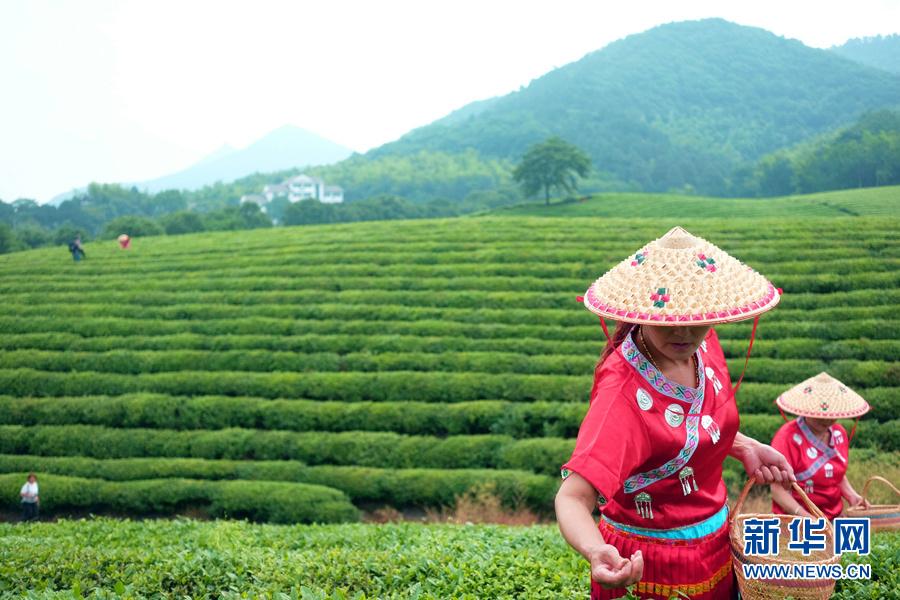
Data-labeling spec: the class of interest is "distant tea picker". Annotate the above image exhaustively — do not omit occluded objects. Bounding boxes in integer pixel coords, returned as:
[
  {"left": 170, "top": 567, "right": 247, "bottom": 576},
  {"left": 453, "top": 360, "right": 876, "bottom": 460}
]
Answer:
[
  {"left": 67, "top": 236, "right": 85, "bottom": 261},
  {"left": 555, "top": 226, "right": 794, "bottom": 600},
  {"left": 769, "top": 373, "right": 874, "bottom": 521}
]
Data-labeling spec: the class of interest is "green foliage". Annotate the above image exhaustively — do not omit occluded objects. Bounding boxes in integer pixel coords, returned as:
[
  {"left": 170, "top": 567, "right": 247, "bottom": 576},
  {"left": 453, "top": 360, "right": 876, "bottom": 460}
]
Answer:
[
  {"left": 0, "top": 222, "right": 17, "bottom": 254},
  {"left": 13, "top": 223, "right": 52, "bottom": 249},
  {"left": 201, "top": 203, "right": 272, "bottom": 231},
  {"left": 51, "top": 222, "right": 90, "bottom": 246},
  {"left": 513, "top": 137, "right": 591, "bottom": 204},
  {"left": 737, "top": 110, "right": 900, "bottom": 196},
  {"left": 0, "top": 473, "right": 358, "bottom": 523},
  {"left": 100, "top": 215, "right": 164, "bottom": 239},
  {"left": 831, "top": 34, "right": 900, "bottom": 74},
  {"left": 160, "top": 210, "right": 205, "bottom": 235},
  {"left": 283, "top": 199, "right": 339, "bottom": 226},
  {"left": 0, "top": 211, "right": 897, "bottom": 598},
  {"left": 0, "top": 422, "right": 894, "bottom": 472},
  {"left": 307, "top": 149, "right": 514, "bottom": 202},
  {"left": 371, "top": 19, "right": 900, "bottom": 195},
  {"left": 0, "top": 456, "right": 556, "bottom": 512},
  {"left": 0, "top": 213, "right": 896, "bottom": 528},
  {"left": 0, "top": 518, "right": 596, "bottom": 597},
  {"left": 0, "top": 518, "right": 895, "bottom": 597},
  {"left": 495, "top": 186, "right": 900, "bottom": 218}
]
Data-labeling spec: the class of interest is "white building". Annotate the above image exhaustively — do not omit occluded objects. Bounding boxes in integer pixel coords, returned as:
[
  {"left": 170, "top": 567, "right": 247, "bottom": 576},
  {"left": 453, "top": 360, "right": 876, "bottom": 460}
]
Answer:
[
  {"left": 262, "top": 183, "right": 289, "bottom": 202},
  {"left": 321, "top": 185, "right": 344, "bottom": 204},
  {"left": 287, "top": 175, "right": 323, "bottom": 202},
  {"left": 259, "top": 174, "right": 344, "bottom": 204}
]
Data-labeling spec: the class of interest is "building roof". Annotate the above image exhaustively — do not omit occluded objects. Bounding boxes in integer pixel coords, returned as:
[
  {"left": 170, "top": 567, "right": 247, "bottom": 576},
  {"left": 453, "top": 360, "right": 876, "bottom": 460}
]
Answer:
[{"left": 288, "top": 174, "right": 325, "bottom": 185}]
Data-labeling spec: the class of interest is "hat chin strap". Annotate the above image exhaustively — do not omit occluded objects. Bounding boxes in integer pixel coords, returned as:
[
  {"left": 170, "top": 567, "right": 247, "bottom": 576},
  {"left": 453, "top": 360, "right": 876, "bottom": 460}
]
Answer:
[
  {"left": 848, "top": 417, "right": 860, "bottom": 445},
  {"left": 576, "top": 295, "right": 612, "bottom": 342},
  {"left": 776, "top": 402, "right": 789, "bottom": 423},
  {"left": 731, "top": 315, "right": 759, "bottom": 397},
  {"left": 598, "top": 316, "right": 611, "bottom": 343}
]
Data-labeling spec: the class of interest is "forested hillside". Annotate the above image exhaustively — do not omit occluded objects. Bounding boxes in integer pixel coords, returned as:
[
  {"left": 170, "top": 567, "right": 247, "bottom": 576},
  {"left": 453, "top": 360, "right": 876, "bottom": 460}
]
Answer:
[
  {"left": 832, "top": 34, "right": 900, "bottom": 74},
  {"left": 369, "top": 19, "right": 900, "bottom": 194}
]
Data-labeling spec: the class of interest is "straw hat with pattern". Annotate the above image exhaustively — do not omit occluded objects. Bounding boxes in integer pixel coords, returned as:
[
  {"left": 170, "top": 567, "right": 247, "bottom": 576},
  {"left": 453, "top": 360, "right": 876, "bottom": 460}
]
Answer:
[
  {"left": 583, "top": 226, "right": 780, "bottom": 325},
  {"left": 776, "top": 372, "right": 870, "bottom": 419}
]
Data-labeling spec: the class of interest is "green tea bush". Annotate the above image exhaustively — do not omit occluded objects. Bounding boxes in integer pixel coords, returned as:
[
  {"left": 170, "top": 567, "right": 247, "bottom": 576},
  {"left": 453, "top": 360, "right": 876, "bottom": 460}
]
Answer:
[
  {"left": 0, "top": 395, "right": 590, "bottom": 436},
  {"left": 0, "top": 214, "right": 896, "bottom": 543},
  {"left": 0, "top": 473, "right": 357, "bottom": 523},
  {"left": 0, "top": 518, "right": 894, "bottom": 597}
]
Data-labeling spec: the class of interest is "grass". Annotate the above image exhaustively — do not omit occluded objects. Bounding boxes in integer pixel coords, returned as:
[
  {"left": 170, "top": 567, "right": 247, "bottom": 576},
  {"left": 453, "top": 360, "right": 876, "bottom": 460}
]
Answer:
[{"left": 487, "top": 185, "right": 900, "bottom": 218}]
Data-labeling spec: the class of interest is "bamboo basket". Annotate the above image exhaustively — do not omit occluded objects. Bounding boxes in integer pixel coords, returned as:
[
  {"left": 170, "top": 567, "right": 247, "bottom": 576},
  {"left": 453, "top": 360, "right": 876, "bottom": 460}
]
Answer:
[
  {"left": 845, "top": 476, "right": 900, "bottom": 531},
  {"left": 729, "top": 477, "right": 840, "bottom": 600}
]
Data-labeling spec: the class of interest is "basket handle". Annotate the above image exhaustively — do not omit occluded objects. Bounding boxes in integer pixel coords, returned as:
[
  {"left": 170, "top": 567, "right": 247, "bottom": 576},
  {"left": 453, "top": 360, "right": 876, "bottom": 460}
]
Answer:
[
  {"left": 861, "top": 476, "right": 900, "bottom": 502},
  {"left": 733, "top": 476, "right": 828, "bottom": 521}
]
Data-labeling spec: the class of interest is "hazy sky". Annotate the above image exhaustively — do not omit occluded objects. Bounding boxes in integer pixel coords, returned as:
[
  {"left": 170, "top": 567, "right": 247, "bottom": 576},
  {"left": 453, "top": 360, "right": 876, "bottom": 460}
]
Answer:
[{"left": 1, "top": 0, "right": 898, "bottom": 202}]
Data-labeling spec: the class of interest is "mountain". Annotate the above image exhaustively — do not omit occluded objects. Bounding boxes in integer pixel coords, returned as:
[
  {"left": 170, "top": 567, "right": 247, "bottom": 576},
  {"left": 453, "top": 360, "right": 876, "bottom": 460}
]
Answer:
[
  {"left": 192, "top": 144, "right": 238, "bottom": 167},
  {"left": 137, "top": 125, "right": 354, "bottom": 193},
  {"left": 367, "top": 19, "right": 900, "bottom": 194},
  {"left": 831, "top": 34, "right": 900, "bottom": 74},
  {"left": 47, "top": 126, "right": 354, "bottom": 204}
]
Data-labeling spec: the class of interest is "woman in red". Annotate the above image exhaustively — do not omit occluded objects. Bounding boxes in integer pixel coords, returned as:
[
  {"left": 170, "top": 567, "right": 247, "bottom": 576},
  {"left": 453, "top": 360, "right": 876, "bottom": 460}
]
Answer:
[
  {"left": 555, "top": 226, "right": 796, "bottom": 600},
  {"left": 770, "top": 372, "right": 871, "bottom": 520}
]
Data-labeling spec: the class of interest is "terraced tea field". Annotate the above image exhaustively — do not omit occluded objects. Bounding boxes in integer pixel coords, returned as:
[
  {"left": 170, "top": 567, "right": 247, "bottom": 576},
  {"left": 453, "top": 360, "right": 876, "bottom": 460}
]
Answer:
[
  {"left": 1, "top": 205, "right": 898, "bottom": 598},
  {"left": 0, "top": 212, "right": 897, "bottom": 522}
]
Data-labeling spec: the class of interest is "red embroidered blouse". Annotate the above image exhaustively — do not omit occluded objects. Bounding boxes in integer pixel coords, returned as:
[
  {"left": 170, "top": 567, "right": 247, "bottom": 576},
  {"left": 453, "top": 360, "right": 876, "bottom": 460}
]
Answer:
[
  {"left": 561, "top": 329, "right": 739, "bottom": 529},
  {"left": 770, "top": 418, "right": 849, "bottom": 520}
]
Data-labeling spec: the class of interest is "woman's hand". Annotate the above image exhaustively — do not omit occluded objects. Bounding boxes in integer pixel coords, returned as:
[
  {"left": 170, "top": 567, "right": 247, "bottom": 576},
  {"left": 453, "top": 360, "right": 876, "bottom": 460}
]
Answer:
[
  {"left": 846, "top": 492, "right": 871, "bottom": 509},
  {"left": 731, "top": 433, "right": 795, "bottom": 488},
  {"left": 556, "top": 473, "right": 642, "bottom": 589},
  {"left": 588, "top": 545, "right": 643, "bottom": 589}
]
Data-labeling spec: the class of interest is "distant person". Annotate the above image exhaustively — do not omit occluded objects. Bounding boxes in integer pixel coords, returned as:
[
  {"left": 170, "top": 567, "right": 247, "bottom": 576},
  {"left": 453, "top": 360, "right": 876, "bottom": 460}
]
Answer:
[
  {"left": 68, "top": 236, "right": 85, "bottom": 261},
  {"left": 770, "top": 373, "right": 871, "bottom": 520},
  {"left": 20, "top": 473, "right": 39, "bottom": 521}
]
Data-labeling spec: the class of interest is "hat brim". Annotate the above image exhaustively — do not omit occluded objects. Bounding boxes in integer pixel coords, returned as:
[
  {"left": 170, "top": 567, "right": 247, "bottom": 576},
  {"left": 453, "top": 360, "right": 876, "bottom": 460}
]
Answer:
[
  {"left": 584, "top": 282, "right": 781, "bottom": 326},
  {"left": 776, "top": 394, "right": 870, "bottom": 420}
]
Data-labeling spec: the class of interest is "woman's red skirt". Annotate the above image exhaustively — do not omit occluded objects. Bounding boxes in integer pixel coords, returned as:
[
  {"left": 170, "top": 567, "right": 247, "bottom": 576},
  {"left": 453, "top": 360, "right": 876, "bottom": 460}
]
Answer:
[{"left": 592, "top": 516, "right": 736, "bottom": 600}]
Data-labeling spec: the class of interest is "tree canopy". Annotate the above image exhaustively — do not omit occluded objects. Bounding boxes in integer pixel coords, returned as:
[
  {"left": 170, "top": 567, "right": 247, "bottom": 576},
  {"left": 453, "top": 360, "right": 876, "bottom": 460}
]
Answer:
[
  {"left": 513, "top": 137, "right": 591, "bottom": 204},
  {"left": 732, "top": 109, "right": 900, "bottom": 196}
]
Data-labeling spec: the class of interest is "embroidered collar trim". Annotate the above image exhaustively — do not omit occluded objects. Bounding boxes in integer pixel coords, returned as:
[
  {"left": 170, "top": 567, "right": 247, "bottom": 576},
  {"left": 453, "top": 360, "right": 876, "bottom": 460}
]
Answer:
[
  {"left": 797, "top": 417, "right": 846, "bottom": 466},
  {"left": 620, "top": 333, "right": 705, "bottom": 403}
]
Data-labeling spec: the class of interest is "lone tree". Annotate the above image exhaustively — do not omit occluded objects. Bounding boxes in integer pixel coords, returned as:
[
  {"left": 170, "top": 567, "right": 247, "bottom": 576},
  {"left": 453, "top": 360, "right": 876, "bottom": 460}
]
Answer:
[{"left": 513, "top": 136, "right": 591, "bottom": 205}]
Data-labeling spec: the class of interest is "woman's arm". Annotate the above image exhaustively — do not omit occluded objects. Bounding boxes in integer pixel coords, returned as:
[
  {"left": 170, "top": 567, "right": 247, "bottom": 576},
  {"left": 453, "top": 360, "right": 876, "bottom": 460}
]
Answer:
[
  {"left": 729, "top": 432, "right": 795, "bottom": 486},
  {"left": 770, "top": 484, "right": 813, "bottom": 518},
  {"left": 555, "top": 473, "right": 643, "bottom": 589}
]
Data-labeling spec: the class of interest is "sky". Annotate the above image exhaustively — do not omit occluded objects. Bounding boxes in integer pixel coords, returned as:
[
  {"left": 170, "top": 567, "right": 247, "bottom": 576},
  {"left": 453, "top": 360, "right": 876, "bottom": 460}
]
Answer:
[{"left": 1, "top": 0, "right": 898, "bottom": 202}]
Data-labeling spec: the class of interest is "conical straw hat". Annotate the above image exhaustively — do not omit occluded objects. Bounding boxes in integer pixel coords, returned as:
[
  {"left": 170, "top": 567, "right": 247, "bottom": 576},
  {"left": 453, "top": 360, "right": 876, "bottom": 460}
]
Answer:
[
  {"left": 776, "top": 372, "right": 870, "bottom": 419},
  {"left": 583, "top": 226, "right": 780, "bottom": 325}
]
